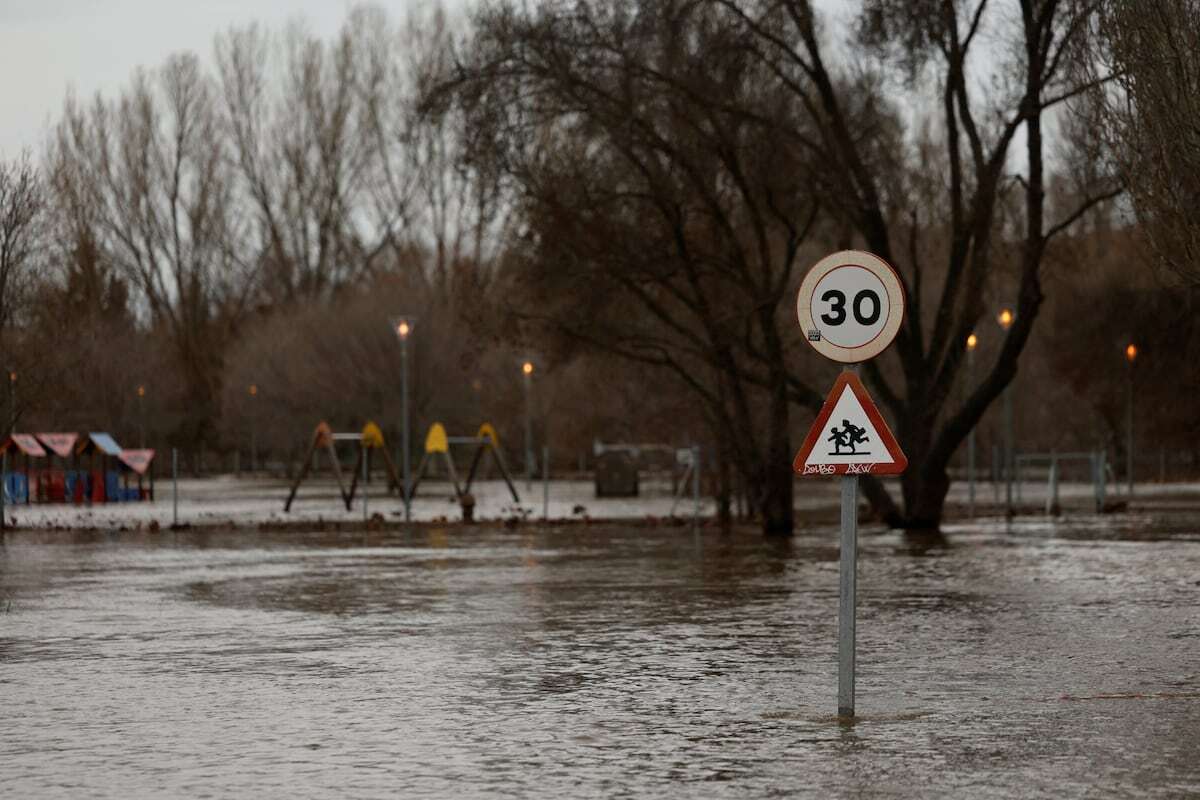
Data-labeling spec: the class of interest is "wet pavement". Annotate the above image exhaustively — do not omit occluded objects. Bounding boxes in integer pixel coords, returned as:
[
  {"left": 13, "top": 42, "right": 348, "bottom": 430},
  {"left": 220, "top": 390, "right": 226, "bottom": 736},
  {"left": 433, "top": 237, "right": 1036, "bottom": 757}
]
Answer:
[{"left": 2, "top": 513, "right": 1198, "bottom": 798}]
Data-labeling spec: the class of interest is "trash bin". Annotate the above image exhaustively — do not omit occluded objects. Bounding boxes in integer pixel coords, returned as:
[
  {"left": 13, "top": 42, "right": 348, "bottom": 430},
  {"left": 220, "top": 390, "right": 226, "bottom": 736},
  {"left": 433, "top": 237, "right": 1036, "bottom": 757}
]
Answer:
[{"left": 595, "top": 451, "right": 638, "bottom": 498}]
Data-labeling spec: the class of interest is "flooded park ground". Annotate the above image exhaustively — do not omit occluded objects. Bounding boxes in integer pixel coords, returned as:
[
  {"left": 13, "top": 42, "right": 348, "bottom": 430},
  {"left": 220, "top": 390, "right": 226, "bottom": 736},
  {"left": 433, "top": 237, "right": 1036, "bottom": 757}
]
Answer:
[
  {"left": 2, "top": 496, "right": 1198, "bottom": 798},
  {"left": 0, "top": 473, "right": 1187, "bottom": 531}
]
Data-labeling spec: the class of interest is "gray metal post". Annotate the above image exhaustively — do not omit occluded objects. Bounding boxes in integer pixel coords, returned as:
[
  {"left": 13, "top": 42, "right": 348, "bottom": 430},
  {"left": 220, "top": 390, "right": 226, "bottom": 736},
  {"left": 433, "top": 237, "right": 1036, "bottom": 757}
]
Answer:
[
  {"left": 838, "top": 473, "right": 858, "bottom": 717},
  {"left": 1004, "top": 386, "right": 1014, "bottom": 517},
  {"left": 992, "top": 444, "right": 1001, "bottom": 502},
  {"left": 1046, "top": 453, "right": 1059, "bottom": 516},
  {"left": 542, "top": 445, "right": 549, "bottom": 520},
  {"left": 401, "top": 335, "right": 411, "bottom": 523},
  {"left": 967, "top": 346, "right": 975, "bottom": 517},
  {"left": 1098, "top": 450, "right": 1107, "bottom": 511},
  {"left": 1016, "top": 456, "right": 1023, "bottom": 504},
  {"left": 1127, "top": 362, "right": 1135, "bottom": 498},
  {"left": 692, "top": 444, "right": 700, "bottom": 526},
  {"left": 1, "top": 451, "right": 7, "bottom": 533},
  {"left": 138, "top": 392, "right": 145, "bottom": 448},
  {"left": 524, "top": 369, "right": 533, "bottom": 490},
  {"left": 1090, "top": 452, "right": 1098, "bottom": 513},
  {"left": 363, "top": 449, "right": 369, "bottom": 523},
  {"left": 251, "top": 429, "right": 257, "bottom": 473},
  {"left": 172, "top": 448, "right": 178, "bottom": 527}
]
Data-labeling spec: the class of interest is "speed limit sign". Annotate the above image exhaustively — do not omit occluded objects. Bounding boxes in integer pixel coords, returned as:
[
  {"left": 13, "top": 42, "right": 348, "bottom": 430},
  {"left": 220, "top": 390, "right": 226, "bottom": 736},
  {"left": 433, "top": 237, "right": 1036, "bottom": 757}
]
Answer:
[{"left": 796, "top": 250, "right": 905, "bottom": 363}]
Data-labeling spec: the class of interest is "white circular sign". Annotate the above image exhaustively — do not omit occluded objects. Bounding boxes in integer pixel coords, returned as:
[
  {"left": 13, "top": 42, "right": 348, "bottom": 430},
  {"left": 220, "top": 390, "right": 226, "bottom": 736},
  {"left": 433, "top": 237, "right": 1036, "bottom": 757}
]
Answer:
[{"left": 796, "top": 250, "right": 905, "bottom": 363}]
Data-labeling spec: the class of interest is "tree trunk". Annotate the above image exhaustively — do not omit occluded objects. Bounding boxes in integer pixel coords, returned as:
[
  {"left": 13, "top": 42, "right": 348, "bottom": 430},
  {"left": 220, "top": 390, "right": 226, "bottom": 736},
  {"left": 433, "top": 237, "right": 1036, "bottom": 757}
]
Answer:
[
  {"left": 759, "top": 461, "right": 793, "bottom": 535},
  {"left": 758, "top": 368, "right": 794, "bottom": 537},
  {"left": 859, "top": 474, "right": 902, "bottom": 526},
  {"left": 899, "top": 467, "right": 951, "bottom": 531}
]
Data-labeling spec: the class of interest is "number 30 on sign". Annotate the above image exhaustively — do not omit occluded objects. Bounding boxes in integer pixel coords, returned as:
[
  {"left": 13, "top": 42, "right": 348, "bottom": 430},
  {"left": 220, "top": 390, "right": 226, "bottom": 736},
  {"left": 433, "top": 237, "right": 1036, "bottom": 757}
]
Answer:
[{"left": 796, "top": 250, "right": 905, "bottom": 363}]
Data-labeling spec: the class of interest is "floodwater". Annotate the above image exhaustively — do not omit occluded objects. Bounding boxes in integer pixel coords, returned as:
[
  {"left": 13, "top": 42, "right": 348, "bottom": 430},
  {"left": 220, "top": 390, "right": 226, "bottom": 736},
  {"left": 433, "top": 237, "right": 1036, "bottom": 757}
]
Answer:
[{"left": 2, "top": 514, "right": 1198, "bottom": 798}]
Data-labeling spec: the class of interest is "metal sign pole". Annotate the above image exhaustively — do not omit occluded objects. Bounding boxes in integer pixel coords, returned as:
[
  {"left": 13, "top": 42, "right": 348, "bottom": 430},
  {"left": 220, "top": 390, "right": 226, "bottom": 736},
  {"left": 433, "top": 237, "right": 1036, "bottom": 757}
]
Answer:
[
  {"left": 524, "top": 369, "right": 534, "bottom": 491},
  {"left": 1127, "top": 361, "right": 1135, "bottom": 498},
  {"left": 838, "top": 366, "right": 859, "bottom": 718},
  {"left": 1004, "top": 386, "right": 1014, "bottom": 517},
  {"left": 692, "top": 445, "right": 700, "bottom": 527},
  {"left": 839, "top": 472, "right": 858, "bottom": 716},
  {"left": 402, "top": 335, "right": 411, "bottom": 523},
  {"left": 172, "top": 448, "right": 178, "bottom": 528},
  {"left": 542, "top": 445, "right": 549, "bottom": 521},
  {"left": 966, "top": 344, "right": 975, "bottom": 517}
]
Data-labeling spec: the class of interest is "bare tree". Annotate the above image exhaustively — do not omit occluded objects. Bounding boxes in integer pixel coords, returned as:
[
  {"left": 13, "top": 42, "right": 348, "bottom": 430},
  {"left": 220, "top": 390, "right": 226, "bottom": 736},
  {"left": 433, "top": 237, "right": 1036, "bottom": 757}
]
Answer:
[
  {"left": 363, "top": 4, "right": 513, "bottom": 297},
  {"left": 48, "top": 54, "right": 257, "bottom": 444},
  {"left": 217, "top": 14, "right": 396, "bottom": 304},
  {"left": 452, "top": 0, "right": 1125, "bottom": 532},
  {"left": 0, "top": 153, "right": 47, "bottom": 430},
  {"left": 1090, "top": 0, "right": 1200, "bottom": 283},
  {"left": 450, "top": 0, "right": 836, "bottom": 535},
  {"left": 0, "top": 154, "right": 44, "bottom": 332},
  {"left": 707, "top": 0, "right": 1124, "bottom": 528}
]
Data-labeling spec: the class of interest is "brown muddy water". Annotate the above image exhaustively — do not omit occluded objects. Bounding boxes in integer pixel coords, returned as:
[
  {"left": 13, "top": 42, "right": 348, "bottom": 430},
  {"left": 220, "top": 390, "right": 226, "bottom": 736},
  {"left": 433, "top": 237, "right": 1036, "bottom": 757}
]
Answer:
[{"left": 2, "top": 513, "right": 1199, "bottom": 798}]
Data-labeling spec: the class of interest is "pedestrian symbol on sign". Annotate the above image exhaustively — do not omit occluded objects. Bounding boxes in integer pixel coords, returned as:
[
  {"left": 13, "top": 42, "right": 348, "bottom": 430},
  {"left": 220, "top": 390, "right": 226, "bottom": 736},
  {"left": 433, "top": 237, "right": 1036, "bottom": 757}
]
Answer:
[{"left": 827, "top": 419, "right": 870, "bottom": 455}]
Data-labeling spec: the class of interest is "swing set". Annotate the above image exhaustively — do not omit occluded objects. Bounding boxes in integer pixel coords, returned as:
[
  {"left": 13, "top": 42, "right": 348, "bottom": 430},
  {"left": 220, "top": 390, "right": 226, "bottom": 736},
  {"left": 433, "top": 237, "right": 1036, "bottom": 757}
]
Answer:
[
  {"left": 282, "top": 420, "right": 520, "bottom": 512},
  {"left": 283, "top": 421, "right": 403, "bottom": 512},
  {"left": 407, "top": 422, "right": 520, "bottom": 503}
]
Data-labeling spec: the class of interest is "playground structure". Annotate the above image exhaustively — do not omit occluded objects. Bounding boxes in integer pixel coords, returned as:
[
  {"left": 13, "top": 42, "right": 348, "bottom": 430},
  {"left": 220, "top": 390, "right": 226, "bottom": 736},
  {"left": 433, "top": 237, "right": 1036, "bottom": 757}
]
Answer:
[
  {"left": 0, "top": 432, "right": 154, "bottom": 504},
  {"left": 284, "top": 421, "right": 403, "bottom": 512},
  {"left": 407, "top": 423, "right": 520, "bottom": 503}
]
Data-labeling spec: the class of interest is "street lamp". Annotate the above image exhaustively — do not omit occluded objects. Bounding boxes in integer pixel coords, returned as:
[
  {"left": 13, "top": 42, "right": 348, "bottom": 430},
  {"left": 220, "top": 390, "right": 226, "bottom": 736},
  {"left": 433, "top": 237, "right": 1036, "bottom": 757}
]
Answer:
[
  {"left": 966, "top": 333, "right": 978, "bottom": 517},
  {"left": 1125, "top": 343, "right": 1137, "bottom": 498},
  {"left": 137, "top": 385, "right": 146, "bottom": 448},
  {"left": 998, "top": 308, "right": 1015, "bottom": 517},
  {"left": 522, "top": 360, "right": 535, "bottom": 489},
  {"left": 392, "top": 317, "right": 415, "bottom": 522},
  {"left": 8, "top": 371, "right": 15, "bottom": 432},
  {"left": 248, "top": 384, "right": 258, "bottom": 472}
]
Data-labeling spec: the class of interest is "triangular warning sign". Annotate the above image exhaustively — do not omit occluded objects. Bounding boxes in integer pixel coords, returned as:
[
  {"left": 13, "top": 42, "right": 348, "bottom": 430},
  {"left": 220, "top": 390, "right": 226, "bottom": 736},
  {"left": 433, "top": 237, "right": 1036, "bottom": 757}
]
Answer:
[{"left": 794, "top": 372, "right": 907, "bottom": 476}]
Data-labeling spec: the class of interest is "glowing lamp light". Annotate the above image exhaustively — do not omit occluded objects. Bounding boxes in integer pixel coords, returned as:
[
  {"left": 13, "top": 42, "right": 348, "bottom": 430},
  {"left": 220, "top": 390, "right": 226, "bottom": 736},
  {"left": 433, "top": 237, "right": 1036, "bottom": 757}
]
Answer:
[
  {"left": 137, "top": 385, "right": 145, "bottom": 397},
  {"left": 249, "top": 384, "right": 258, "bottom": 397},
  {"left": 397, "top": 321, "right": 411, "bottom": 339},
  {"left": 997, "top": 309, "right": 1014, "bottom": 330},
  {"left": 1125, "top": 343, "right": 1138, "bottom": 362},
  {"left": 966, "top": 333, "right": 978, "bottom": 351},
  {"left": 522, "top": 361, "right": 534, "bottom": 376}
]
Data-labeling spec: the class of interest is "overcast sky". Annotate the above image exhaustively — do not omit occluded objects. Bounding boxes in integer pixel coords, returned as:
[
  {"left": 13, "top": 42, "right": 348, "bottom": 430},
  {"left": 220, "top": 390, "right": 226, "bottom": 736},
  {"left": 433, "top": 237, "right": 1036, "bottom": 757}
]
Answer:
[
  {"left": 0, "top": 0, "right": 436, "bottom": 158},
  {"left": 0, "top": 0, "right": 868, "bottom": 161}
]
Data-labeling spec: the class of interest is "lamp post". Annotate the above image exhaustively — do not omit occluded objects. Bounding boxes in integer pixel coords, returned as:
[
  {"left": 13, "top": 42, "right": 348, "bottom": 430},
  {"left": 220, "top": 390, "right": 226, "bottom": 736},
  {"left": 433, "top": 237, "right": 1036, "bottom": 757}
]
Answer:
[
  {"left": 137, "top": 385, "right": 146, "bottom": 448},
  {"left": 248, "top": 384, "right": 258, "bottom": 472},
  {"left": 8, "top": 371, "right": 15, "bottom": 433},
  {"left": 522, "top": 360, "right": 534, "bottom": 490},
  {"left": 998, "top": 308, "right": 1015, "bottom": 517},
  {"left": 393, "top": 318, "right": 414, "bottom": 522},
  {"left": 966, "top": 333, "right": 978, "bottom": 517},
  {"left": 1125, "top": 343, "right": 1137, "bottom": 498}
]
